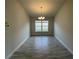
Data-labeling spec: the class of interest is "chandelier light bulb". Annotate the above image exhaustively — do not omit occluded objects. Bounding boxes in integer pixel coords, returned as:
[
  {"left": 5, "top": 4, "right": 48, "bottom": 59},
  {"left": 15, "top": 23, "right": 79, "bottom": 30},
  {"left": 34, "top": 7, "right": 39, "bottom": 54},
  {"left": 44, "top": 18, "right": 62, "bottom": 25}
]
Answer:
[
  {"left": 38, "top": 16, "right": 45, "bottom": 20},
  {"left": 42, "top": 17, "right": 45, "bottom": 19}
]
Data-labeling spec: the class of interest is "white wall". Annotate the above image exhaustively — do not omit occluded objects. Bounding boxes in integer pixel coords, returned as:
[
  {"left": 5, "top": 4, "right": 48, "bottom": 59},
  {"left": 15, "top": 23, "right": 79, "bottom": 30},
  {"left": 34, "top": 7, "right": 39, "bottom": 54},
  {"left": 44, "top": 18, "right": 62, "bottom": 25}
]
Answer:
[
  {"left": 5, "top": 0, "right": 30, "bottom": 59},
  {"left": 54, "top": 0, "right": 73, "bottom": 54}
]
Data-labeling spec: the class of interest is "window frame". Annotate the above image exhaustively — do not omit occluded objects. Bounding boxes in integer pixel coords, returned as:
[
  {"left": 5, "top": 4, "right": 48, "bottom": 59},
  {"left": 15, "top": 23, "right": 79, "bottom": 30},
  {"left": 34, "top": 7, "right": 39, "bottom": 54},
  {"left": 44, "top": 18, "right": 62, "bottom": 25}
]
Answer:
[{"left": 35, "top": 20, "right": 49, "bottom": 32}]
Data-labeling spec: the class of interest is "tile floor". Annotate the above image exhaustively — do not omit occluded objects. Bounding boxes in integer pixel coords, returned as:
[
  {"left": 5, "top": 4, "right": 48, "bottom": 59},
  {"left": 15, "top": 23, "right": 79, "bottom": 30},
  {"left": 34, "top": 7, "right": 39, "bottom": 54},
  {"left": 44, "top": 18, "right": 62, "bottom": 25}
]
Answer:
[{"left": 10, "top": 36, "right": 73, "bottom": 59}]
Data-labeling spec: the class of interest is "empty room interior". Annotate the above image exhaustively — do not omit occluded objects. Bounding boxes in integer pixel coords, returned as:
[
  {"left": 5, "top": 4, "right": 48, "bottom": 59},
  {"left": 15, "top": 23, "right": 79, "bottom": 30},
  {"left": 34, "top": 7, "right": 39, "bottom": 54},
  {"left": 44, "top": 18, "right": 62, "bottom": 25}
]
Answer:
[{"left": 5, "top": 0, "right": 73, "bottom": 59}]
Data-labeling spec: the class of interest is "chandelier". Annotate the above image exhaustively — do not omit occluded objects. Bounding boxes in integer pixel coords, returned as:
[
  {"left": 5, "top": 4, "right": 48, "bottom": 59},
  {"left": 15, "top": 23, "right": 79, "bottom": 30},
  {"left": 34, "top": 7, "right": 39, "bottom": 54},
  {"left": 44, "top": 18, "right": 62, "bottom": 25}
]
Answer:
[
  {"left": 38, "top": 16, "right": 45, "bottom": 20},
  {"left": 38, "top": 0, "right": 45, "bottom": 20}
]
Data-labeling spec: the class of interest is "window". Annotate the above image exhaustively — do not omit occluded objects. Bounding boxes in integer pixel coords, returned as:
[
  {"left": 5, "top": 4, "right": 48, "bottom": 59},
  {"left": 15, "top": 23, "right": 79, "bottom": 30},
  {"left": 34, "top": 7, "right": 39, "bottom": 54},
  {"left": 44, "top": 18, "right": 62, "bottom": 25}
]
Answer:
[{"left": 35, "top": 20, "right": 48, "bottom": 32}]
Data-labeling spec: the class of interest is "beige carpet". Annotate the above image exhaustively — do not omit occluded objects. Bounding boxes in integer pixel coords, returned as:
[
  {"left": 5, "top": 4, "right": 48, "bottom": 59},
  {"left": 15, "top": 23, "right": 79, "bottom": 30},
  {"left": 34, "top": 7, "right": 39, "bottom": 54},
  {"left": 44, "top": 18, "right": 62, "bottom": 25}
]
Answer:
[{"left": 10, "top": 36, "right": 73, "bottom": 59}]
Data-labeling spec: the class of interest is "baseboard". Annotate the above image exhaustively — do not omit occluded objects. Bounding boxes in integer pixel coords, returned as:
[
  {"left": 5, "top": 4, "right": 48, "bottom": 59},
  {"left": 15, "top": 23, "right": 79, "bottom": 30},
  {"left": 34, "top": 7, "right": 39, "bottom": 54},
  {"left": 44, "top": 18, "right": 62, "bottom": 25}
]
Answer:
[
  {"left": 6, "top": 36, "right": 30, "bottom": 59},
  {"left": 55, "top": 34, "right": 73, "bottom": 54}
]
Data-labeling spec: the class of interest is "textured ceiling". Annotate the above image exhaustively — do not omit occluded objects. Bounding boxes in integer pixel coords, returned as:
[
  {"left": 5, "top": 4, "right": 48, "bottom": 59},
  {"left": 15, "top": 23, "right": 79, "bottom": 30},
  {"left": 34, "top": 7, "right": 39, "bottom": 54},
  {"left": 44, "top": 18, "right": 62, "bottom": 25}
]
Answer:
[{"left": 19, "top": 0, "right": 65, "bottom": 17}]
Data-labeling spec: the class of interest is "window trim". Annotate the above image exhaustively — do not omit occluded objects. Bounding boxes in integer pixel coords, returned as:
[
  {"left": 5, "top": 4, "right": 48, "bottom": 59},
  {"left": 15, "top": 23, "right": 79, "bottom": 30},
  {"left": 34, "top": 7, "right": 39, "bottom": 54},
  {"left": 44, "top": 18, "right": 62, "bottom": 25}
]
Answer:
[{"left": 35, "top": 20, "right": 49, "bottom": 32}]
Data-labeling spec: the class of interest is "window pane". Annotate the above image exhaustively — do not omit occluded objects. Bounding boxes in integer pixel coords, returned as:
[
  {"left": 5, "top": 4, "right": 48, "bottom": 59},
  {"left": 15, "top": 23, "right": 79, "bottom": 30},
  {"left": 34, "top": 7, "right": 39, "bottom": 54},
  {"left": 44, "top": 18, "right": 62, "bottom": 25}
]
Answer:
[
  {"left": 42, "top": 20, "right": 48, "bottom": 32},
  {"left": 42, "top": 22, "right": 48, "bottom": 27},
  {"left": 36, "top": 23, "right": 41, "bottom": 27},
  {"left": 35, "top": 27, "right": 41, "bottom": 32},
  {"left": 42, "top": 27, "right": 48, "bottom": 32},
  {"left": 35, "top": 20, "right": 41, "bottom": 32},
  {"left": 35, "top": 20, "right": 41, "bottom": 23}
]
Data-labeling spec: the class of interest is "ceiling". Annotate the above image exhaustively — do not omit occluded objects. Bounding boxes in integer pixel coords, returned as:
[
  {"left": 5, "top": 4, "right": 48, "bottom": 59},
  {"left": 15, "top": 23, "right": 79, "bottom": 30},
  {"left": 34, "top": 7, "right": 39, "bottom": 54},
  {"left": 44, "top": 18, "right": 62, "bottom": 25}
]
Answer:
[{"left": 19, "top": 0, "right": 65, "bottom": 17}]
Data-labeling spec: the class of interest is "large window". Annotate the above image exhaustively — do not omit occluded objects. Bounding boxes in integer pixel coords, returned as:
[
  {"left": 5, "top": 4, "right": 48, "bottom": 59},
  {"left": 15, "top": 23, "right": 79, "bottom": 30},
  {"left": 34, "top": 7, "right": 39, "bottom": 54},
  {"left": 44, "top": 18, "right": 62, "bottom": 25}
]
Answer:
[{"left": 35, "top": 20, "right": 48, "bottom": 32}]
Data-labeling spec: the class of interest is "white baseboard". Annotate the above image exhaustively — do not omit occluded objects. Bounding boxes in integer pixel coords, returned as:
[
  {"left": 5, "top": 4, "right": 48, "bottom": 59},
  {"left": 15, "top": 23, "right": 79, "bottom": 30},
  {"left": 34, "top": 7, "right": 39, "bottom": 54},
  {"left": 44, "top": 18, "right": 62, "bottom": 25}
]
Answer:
[
  {"left": 6, "top": 36, "right": 29, "bottom": 59},
  {"left": 55, "top": 34, "right": 73, "bottom": 54}
]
